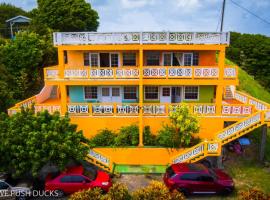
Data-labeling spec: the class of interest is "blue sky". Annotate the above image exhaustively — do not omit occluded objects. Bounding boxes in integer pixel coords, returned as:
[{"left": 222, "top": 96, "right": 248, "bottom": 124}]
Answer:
[{"left": 1, "top": 0, "right": 269, "bottom": 35}]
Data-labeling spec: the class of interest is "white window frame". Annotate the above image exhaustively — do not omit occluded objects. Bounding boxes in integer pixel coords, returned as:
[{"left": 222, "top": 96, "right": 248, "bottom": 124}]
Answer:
[
  {"left": 184, "top": 86, "right": 199, "bottom": 101},
  {"left": 144, "top": 86, "right": 160, "bottom": 100},
  {"left": 89, "top": 53, "right": 100, "bottom": 67},
  {"left": 183, "top": 53, "right": 193, "bottom": 66},
  {"left": 162, "top": 52, "right": 173, "bottom": 66},
  {"left": 109, "top": 52, "right": 120, "bottom": 67},
  {"left": 84, "top": 86, "right": 98, "bottom": 100}
]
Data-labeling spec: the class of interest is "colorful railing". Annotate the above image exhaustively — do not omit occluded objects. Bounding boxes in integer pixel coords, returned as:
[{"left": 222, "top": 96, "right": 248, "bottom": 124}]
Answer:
[
  {"left": 53, "top": 32, "right": 230, "bottom": 46},
  {"left": 85, "top": 149, "right": 113, "bottom": 172},
  {"left": 44, "top": 66, "right": 238, "bottom": 80},
  {"left": 8, "top": 96, "right": 37, "bottom": 115}
]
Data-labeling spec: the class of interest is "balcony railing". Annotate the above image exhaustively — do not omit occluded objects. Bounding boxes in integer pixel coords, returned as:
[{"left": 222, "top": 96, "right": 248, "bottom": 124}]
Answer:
[
  {"left": 53, "top": 32, "right": 230, "bottom": 45},
  {"left": 44, "top": 66, "right": 237, "bottom": 80}
]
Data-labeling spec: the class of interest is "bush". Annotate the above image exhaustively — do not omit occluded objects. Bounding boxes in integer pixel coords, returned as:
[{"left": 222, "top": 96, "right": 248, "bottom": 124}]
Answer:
[
  {"left": 132, "top": 181, "right": 185, "bottom": 200},
  {"left": 143, "top": 126, "right": 156, "bottom": 146},
  {"left": 69, "top": 187, "right": 103, "bottom": 200},
  {"left": 238, "top": 188, "right": 270, "bottom": 200},
  {"left": 114, "top": 125, "right": 139, "bottom": 146},
  {"left": 156, "top": 125, "right": 181, "bottom": 148},
  {"left": 89, "top": 129, "right": 116, "bottom": 147}
]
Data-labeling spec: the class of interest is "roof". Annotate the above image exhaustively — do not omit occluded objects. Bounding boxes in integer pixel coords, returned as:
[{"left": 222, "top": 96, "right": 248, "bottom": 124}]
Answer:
[{"left": 6, "top": 15, "right": 31, "bottom": 23}]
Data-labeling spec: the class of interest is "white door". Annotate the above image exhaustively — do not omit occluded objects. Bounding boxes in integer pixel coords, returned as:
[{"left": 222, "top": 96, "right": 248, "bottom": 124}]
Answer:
[
  {"left": 160, "top": 87, "right": 171, "bottom": 103},
  {"left": 111, "top": 87, "right": 122, "bottom": 103},
  {"left": 101, "top": 87, "right": 111, "bottom": 102}
]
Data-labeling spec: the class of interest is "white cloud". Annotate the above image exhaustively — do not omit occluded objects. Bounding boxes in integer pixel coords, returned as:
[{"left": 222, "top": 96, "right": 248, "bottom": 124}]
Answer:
[{"left": 120, "top": 0, "right": 155, "bottom": 9}]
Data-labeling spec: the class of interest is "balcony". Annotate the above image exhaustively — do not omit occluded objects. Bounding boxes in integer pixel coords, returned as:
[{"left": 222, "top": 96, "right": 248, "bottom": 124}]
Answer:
[
  {"left": 53, "top": 32, "right": 230, "bottom": 46},
  {"left": 44, "top": 66, "right": 238, "bottom": 81}
]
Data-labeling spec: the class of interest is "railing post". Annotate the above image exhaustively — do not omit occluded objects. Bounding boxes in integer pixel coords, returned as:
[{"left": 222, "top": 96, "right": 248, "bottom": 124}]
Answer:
[
  {"left": 60, "top": 84, "right": 67, "bottom": 115},
  {"left": 139, "top": 48, "right": 144, "bottom": 147},
  {"left": 58, "top": 48, "right": 65, "bottom": 79}
]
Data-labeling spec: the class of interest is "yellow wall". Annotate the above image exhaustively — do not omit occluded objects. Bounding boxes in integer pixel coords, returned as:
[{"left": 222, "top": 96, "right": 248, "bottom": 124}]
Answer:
[
  {"left": 67, "top": 51, "right": 84, "bottom": 67},
  {"left": 199, "top": 51, "right": 217, "bottom": 66},
  {"left": 71, "top": 116, "right": 227, "bottom": 140}
]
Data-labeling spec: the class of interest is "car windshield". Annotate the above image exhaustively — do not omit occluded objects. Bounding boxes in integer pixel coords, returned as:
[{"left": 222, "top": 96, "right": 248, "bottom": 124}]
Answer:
[
  {"left": 83, "top": 168, "right": 97, "bottom": 180},
  {"left": 166, "top": 167, "right": 175, "bottom": 178},
  {"left": 208, "top": 168, "right": 217, "bottom": 180}
]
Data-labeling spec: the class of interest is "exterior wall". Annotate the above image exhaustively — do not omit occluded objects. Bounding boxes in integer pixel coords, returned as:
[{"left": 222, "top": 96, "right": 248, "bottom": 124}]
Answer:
[
  {"left": 67, "top": 51, "right": 84, "bottom": 67},
  {"left": 198, "top": 51, "right": 216, "bottom": 66},
  {"left": 183, "top": 85, "right": 215, "bottom": 103},
  {"left": 70, "top": 116, "right": 225, "bottom": 140}
]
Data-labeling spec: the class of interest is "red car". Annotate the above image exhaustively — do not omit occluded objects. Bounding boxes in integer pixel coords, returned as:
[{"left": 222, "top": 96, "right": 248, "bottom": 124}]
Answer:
[
  {"left": 45, "top": 165, "right": 112, "bottom": 197},
  {"left": 163, "top": 163, "right": 234, "bottom": 196}
]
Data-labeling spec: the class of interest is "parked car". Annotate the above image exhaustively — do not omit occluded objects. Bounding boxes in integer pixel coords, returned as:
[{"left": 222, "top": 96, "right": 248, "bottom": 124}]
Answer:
[
  {"left": 163, "top": 163, "right": 234, "bottom": 196},
  {"left": 45, "top": 165, "right": 112, "bottom": 197},
  {"left": 0, "top": 180, "right": 31, "bottom": 200}
]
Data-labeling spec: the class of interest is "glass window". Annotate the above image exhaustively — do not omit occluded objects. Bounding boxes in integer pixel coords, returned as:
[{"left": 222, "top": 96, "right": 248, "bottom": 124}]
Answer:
[
  {"left": 163, "top": 53, "right": 172, "bottom": 66},
  {"left": 85, "top": 86, "right": 98, "bottom": 99},
  {"left": 60, "top": 176, "right": 72, "bottom": 183},
  {"left": 102, "top": 88, "right": 110, "bottom": 96},
  {"left": 110, "top": 53, "right": 119, "bottom": 67},
  {"left": 183, "top": 53, "right": 193, "bottom": 66},
  {"left": 166, "top": 167, "right": 175, "bottom": 178},
  {"left": 146, "top": 52, "right": 160, "bottom": 66},
  {"left": 70, "top": 176, "right": 86, "bottom": 183},
  {"left": 112, "top": 88, "right": 120, "bottom": 97},
  {"left": 124, "top": 87, "right": 137, "bottom": 100},
  {"left": 180, "top": 173, "right": 200, "bottom": 181},
  {"left": 193, "top": 52, "right": 199, "bottom": 66},
  {"left": 145, "top": 86, "right": 159, "bottom": 100},
  {"left": 162, "top": 87, "right": 171, "bottom": 97},
  {"left": 0, "top": 181, "right": 9, "bottom": 189},
  {"left": 184, "top": 86, "right": 199, "bottom": 100},
  {"left": 199, "top": 175, "right": 214, "bottom": 182},
  {"left": 90, "top": 53, "right": 99, "bottom": 67},
  {"left": 123, "top": 53, "right": 136, "bottom": 66},
  {"left": 84, "top": 52, "right": 89, "bottom": 66},
  {"left": 64, "top": 50, "right": 68, "bottom": 64}
]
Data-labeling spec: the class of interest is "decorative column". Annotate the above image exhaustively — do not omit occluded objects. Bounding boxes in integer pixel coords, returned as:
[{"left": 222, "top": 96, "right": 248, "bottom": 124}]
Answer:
[
  {"left": 58, "top": 48, "right": 65, "bottom": 79},
  {"left": 60, "top": 84, "right": 67, "bottom": 115},
  {"left": 216, "top": 49, "right": 226, "bottom": 115},
  {"left": 139, "top": 49, "right": 144, "bottom": 146}
]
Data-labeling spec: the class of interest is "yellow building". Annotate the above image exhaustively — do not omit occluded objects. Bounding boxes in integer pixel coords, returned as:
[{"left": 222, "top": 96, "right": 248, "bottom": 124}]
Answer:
[{"left": 9, "top": 32, "right": 270, "bottom": 173}]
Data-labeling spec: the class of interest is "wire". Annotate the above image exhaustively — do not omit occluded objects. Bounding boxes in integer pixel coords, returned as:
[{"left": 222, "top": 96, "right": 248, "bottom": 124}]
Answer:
[{"left": 230, "top": 0, "right": 270, "bottom": 26}]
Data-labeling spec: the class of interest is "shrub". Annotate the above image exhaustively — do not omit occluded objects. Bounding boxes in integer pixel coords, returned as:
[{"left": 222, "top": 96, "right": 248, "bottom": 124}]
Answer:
[
  {"left": 143, "top": 126, "right": 156, "bottom": 146},
  {"left": 114, "top": 124, "right": 139, "bottom": 146},
  {"left": 69, "top": 187, "right": 103, "bottom": 200},
  {"left": 89, "top": 129, "right": 116, "bottom": 147},
  {"left": 104, "top": 183, "right": 132, "bottom": 200},
  {"left": 238, "top": 188, "right": 270, "bottom": 200},
  {"left": 132, "top": 181, "right": 185, "bottom": 200},
  {"left": 156, "top": 125, "right": 181, "bottom": 148}
]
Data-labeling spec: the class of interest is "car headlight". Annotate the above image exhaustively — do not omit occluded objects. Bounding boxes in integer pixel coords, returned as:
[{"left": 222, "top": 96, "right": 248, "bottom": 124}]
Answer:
[{"left": 101, "top": 182, "right": 109, "bottom": 186}]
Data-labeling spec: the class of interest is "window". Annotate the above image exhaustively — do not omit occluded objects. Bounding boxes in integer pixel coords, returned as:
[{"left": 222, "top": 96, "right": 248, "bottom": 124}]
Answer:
[
  {"left": 124, "top": 87, "right": 137, "bottom": 100},
  {"left": 84, "top": 52, "right": 89, "bottom": 66},
  {"left": 193, "top": 52, "right": 199, "bottom": 66},
  {"left": 199, "top": 175, "right": 214, "bottom": 182},
  {"left": 85, "top": 86, "right": 98, "bottom": 99},
  {"left": 102, "top": 88, "right": 110, "bottom": 96},
  {"left": 123, "top": 53, "right": 136, "bottom": 66},
  {"left": 60, "top": 176, "right": 72, "bottom": 183},
  {"left": 184, "top": 86, "right": 199, "bottom": 100},
  {"left": 180, "top": 173, "right": 200, "bottom": 181},
  {"left": 145, "top": 86, "right": 159, "bottom": 100},
  {"left": 70, "top": 176, "right": 86, "bottom": 183},
  {"left": 0, "top": 181, "right": 9, "bottom": 189},
  {"left": 163, "top": 53, "right": 172, "bottom": 66},
  {"left": 166, "top": 167, "right": 176, "bottom": 178},
  {"left": 64, "top": 50, "right": 68, "bottom": 64},
  {"left": 90, "top": 53, "right": 99, "bottom": 67},
  {"left": 162, "top": 87, "right": 171, "bottom": 97},
  {"left": 112, "top": 88, "right": 120, "bottom": 97},
  {"left": 146, "top": 52, "right": 160, "bottom": 66},
  {"left": 110, "top": 53, "right": 119, "bottom": 67},
  {"left": 183, "top": 53, "right": 193, "bottom": 66}
]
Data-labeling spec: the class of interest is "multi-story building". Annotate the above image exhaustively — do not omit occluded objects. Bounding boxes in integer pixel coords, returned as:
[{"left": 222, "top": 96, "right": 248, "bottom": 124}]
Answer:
[{"left": 9, "top": 32, "right": 270, "bottom": 173}]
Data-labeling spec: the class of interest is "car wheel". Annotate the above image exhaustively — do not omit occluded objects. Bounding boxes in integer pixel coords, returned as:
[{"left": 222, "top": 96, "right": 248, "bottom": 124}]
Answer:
[
  {"left": 54, "top": 189, "right": 65, "bottom": 198},
  {"left": 221, "top": 187, "right": 233, "bottom": 195},
  {"left": 177, "top": 188, "right": 189, "bottom": 196}
]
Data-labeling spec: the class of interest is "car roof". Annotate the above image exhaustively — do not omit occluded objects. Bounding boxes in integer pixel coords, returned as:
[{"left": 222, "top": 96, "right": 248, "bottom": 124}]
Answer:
[
  {"left": 63, "top": 165, "right": 84, "bottom": 175},
  {"left": 171, "top": 163, "right": 208, "bottom": 174}
]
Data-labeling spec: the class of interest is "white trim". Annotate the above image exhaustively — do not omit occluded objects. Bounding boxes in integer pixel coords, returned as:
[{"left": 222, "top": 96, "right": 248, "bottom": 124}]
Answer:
[
  {"left": 109, "top": 52, "right": 120, "bottom": 67},
  {"left": 183, "top": 86, "right": 200, "bottom": 101},
  {"left": 162, "top": 52, "right": 173, "bottom": 66},
  {"left": 144, "top": 86, "right": 160, "bottom": 101},
  {"left": 83, "top": 86, "right": 98, "bottom": 101},
  {"left": 123, "top": 86, "right": 138, "bottom": 100},
  {"left": 89, "top": 53, "right": 100, "bottom": 67},
  {"left": 183, "top": 53, "right": 193, "bottom": 66}
]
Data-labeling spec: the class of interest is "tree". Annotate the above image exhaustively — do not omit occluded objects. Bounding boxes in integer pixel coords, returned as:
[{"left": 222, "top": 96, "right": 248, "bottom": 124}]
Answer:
[
  {"left": 168, "top": 104, "right": 199, "bottom": 147},
  {"left": 31, "top": 0, "right": 99, "bottom": 32},
  {"left": 0, "top": 108, "right": 89, "bottom": 177},
  {"left": 0, "top": 3, "right": 29, "bottom": 37}
]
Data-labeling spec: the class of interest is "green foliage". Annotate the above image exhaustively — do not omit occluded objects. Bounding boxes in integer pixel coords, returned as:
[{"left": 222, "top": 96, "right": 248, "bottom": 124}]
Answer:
[
  {"left": 143, "top": 126, "right": 156, "bottom": 146},
  {"left": 0, "top": 108, "right": 89, "bottom": 177},
  {"left": 239, "top": 189, "right": 270, "bottom": 200},
  {"left": 226, "top": 32, "right": 270, "bottom": 91},
  {"left": 114, "top": 125, "right": 139, "bottom": 146},
  {"left": 31, "top": 0, "right": 99, "bottom": 32},
  {"left": 156, "top": 125, "right": 180, "bottom": 148},
  {"left": 89, "top": 129, "right": 116, "bottom": 148},
  {"left": 132, "top": 181, "right": 185, "bottom": 200},
  {"left": 70, "top": 187, "right": 103, "bottom": 200}
]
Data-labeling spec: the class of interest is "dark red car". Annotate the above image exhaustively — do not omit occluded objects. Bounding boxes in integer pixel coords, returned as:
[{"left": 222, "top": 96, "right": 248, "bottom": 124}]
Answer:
[
  {"left": 163, "top": 163, "right": 234, "bottom": 196},
  {"left": 45, "top": 165, "right": 112, "bottom": 197}
]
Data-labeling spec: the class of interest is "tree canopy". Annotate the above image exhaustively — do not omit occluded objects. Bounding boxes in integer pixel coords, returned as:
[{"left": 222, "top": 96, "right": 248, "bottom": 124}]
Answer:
[
  {"left": 31, "top": 0, "right": 99, "bottom": 32},
  {"left": 0, "top": 109, "right": 89, "bottom": 177}
]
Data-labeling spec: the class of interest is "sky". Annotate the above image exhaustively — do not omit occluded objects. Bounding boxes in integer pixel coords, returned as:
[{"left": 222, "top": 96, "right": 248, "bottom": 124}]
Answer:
[{"left": 0, "top": 0, "right": 269, "bottom": 36}]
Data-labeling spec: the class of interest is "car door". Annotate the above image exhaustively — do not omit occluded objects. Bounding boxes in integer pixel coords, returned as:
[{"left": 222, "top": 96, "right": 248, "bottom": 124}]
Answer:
[
  {"left": 69, "top": 175, "right": 87, "bottom": 193},
  {"left": 0, "top": 181, "right": 14, "bottom": 200},
  {"left": 197, "top": 175, "right": 216, "bottom": 193},
  {"left": 178, "top": 173, "right": 202, "bottom": 193}
]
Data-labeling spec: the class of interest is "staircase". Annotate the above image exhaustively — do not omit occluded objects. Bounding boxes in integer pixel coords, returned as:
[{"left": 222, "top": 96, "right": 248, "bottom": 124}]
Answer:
[
  {"left": 224, "top": 85, "right": 235, "bottom": 99},
  {"left": 85, "top": 90, "right": 270, "bottom": 174}
]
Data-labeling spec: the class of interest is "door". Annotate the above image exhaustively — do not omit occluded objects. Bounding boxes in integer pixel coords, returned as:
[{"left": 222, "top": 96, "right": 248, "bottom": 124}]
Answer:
[
  {"left": 172, "top": 87, "right": 182, "bottom": 103},
  {"left": 160, "top": 87, "right": 171, "bottom": 103},
  {"left": 101, "top": 87, "right": 111, "bottom": 102},
  {"left": 111, "top": 87, "right": 122, "bottom": 102},
  {"left": 100, "top": 53, "right": 110, "bottom": 67}
]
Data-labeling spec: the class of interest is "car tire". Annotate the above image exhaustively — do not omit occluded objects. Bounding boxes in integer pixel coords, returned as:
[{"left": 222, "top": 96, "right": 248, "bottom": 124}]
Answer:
[
  {"left": 221, "top": 187, "right": 233, "bottom": 196},
  {"left": 177, "top": 188, "right": 189, "bottom": 196},
  {"left": 54, "top": 189, "right": 65, "bottom": 198}
]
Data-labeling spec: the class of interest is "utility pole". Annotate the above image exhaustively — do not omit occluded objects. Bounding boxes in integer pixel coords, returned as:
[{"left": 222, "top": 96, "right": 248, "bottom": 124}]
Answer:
[{"left": 220, "top": 0, "right": 226, "bottom": 32}]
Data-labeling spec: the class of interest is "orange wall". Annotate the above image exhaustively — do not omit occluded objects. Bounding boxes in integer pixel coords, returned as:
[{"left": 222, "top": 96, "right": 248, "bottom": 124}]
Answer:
[{"left": 199, "top": 51, "right": 216, "bottom": 66}]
